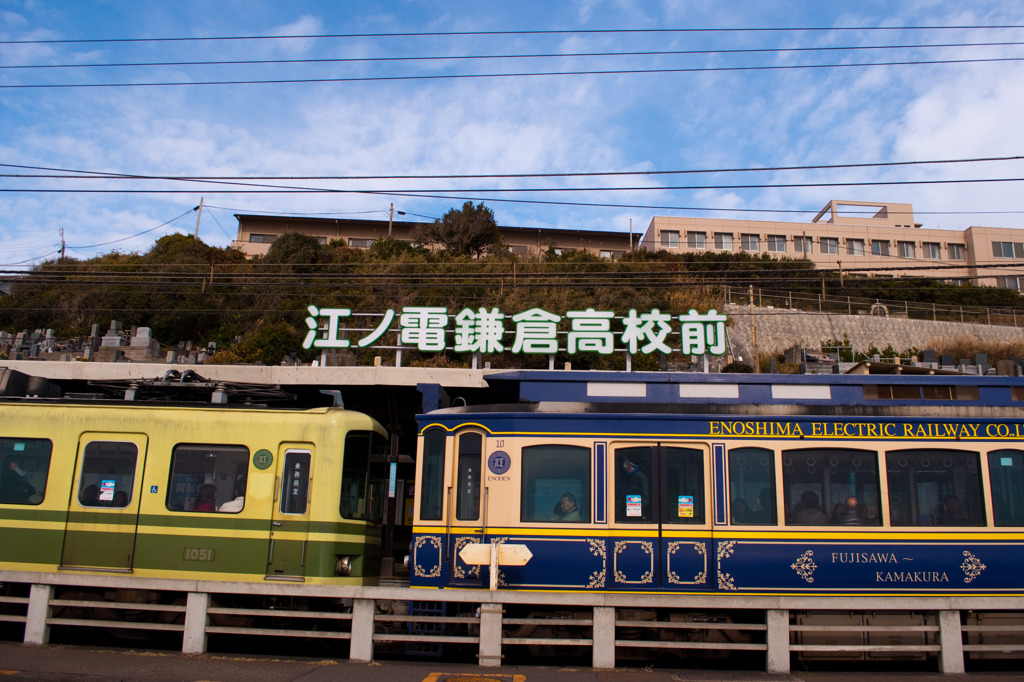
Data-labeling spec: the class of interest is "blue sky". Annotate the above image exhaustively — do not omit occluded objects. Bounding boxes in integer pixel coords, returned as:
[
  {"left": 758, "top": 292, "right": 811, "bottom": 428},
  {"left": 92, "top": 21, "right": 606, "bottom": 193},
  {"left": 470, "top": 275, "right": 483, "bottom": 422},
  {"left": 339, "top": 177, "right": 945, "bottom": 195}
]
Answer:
[{"left": 2, "top": 1, "right": 1023, "bottom": 267}]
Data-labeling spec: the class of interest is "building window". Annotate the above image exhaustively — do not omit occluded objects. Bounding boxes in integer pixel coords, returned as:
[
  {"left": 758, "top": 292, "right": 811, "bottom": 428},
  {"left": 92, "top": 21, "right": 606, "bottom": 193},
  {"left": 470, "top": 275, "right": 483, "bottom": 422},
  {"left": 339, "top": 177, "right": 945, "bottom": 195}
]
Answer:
[
  {"left": 897, "top": 241, "right": 916, "bottom": 259},
  {"left": 793, "top": 236, "right": 813, "bottom": 256},
  {"left": 992, "top": 241, "right": 1024, "bottom": 259},
  {"left": 819, "top": 237, "right": 839, "bottom": 255},
  {"left": 766, "top": 235, "right": 787, "bottom": 252},
  {"left": 740, "top": 234, "right": 760, "bottom": 251},
  {"left": 871, "top": 240, "right": 890, "bottom": 257},
  {"left": 922, "top": 242, "right": 941, "bottom": 259},
  {"left": 509, "top": 245, "right": 529, "bottom": 256},
  {"left": 687, "top": 231, "right": 706, "bottom": 249},
  {"left": 348, "top": 238, "right": 375, "bottom": 249},
  {"left": 714, "top": 233, "right": 733, "bottom": 250},
  {"left": 599, "top": 250, "right": 613, "bottom": 259},
  {"left": 661, "top": 231, "right": 680, "bottom": 248},
  {"left": 996, "top": 276, "right": 1022, "bottom": 290},
  {"left": 948, "top": 244, "right": 967, "bottom": 261},
  {"left": 248, "top": 234, "right": 277, "bottom": 244},
  {"left": 846, "top": 239, "right": 865, "bottom": 256}
]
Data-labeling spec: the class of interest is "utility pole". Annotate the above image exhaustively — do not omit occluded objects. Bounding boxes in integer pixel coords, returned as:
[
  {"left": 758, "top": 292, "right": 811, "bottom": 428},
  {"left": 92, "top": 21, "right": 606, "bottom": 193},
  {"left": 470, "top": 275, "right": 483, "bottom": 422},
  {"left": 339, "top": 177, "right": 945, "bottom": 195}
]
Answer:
[
  {"left": 193, "top": 197, "right": 204, "bottom": 238},
  {"left": 389, "top": 203, "right": 394, "bottom": 237},
  {"left": 59, "top": 228, "right": 65, "bottom": 260},
  {"left": 629, "top": 219, "right": 633, "bottom": 252}
]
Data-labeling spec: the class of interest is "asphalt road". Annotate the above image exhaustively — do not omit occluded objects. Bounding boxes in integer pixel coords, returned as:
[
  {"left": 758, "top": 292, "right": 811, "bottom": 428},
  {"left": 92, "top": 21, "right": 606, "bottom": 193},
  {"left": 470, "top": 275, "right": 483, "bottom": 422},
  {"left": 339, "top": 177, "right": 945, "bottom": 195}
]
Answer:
[{"left": 2, "top": 642, "right": 1024, "bottom": 682}]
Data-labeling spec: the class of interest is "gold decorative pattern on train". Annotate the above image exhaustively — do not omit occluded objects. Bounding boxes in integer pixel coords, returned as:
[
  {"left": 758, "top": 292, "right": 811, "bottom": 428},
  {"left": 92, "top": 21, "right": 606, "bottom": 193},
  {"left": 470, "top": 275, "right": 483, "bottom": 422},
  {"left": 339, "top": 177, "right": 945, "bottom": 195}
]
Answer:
[
  {"left": 452, "top": 537, "right": 482, "bottom": 579},
  {"left": 961, "top": 550, "right": 987, "bottom": 583},
  {"left": 716, "top": 540, "right": 737, "bottom": 591},
  {"left": 666, "top": 541, "right": 708, "bottom": 585},
  {"left": 791, "top": 550, "right": 817, "bottom": 583},
  {"left": 413, "top": 536, "right": 443, "bottom": 578},
  {"left": 613, "top": 540, "right": 655, "bottom": 585}
]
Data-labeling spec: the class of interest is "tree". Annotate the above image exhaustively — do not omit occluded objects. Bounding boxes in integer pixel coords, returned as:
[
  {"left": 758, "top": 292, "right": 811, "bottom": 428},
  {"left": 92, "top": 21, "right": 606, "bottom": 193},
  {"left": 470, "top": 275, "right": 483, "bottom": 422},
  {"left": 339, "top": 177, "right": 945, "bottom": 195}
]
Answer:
[{"left": 413, "top": 201, "right": 501, "bottom": 257}]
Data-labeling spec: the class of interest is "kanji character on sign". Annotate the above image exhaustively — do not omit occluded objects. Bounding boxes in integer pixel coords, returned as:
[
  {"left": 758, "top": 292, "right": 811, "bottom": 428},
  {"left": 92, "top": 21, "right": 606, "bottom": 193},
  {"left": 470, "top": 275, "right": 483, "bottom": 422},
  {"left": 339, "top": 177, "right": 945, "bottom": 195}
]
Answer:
[
  {"left": 510, "top": 308, "right": 561, "bottom": 354},
  {"left": 399, "top": 307, "right": 449, "bottom": 352},
  {"left": 454, "top": 307, "right": 506, "bottom": 353},
  {"left": 566, "top": 309, "right": 615, "bottom": 354},
  {"left": 621, "top": 308, "right": 673, "bottom": 355},
  {"left": 302, "top": 305, "right": 352, "bottom": 349}
]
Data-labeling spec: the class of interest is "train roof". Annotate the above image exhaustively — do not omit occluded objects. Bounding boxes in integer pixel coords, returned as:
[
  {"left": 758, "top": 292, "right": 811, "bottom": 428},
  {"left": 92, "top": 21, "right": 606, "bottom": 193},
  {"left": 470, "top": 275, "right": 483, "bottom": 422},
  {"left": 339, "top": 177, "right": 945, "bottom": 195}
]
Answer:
[{"left": 416, "top": 370, "right": 1024, "bottom": 421}]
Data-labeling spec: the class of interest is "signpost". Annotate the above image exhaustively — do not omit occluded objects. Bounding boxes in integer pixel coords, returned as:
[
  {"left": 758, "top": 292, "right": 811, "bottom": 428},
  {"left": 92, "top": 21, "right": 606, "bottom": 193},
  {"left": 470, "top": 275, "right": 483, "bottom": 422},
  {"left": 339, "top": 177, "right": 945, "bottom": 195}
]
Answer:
[{"left": 458, "top": 543, "right": 533, "bottom": 591}]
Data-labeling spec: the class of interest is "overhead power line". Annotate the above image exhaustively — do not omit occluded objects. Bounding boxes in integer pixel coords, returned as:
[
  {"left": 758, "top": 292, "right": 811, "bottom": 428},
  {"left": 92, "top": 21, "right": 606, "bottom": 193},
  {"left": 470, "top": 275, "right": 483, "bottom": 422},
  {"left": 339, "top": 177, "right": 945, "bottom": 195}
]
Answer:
[
  {"left": 3, "top": 56, "right": 1022, "bottom": 89},
  {"left": 3, "top": 41, "right": 1022, "bottom": 70},
  {"left": 3, "top": 155, "right": 1021, "bottom": 181},
  {"left": 3, "top": 25, "right": 1024, "bottom": 46}
]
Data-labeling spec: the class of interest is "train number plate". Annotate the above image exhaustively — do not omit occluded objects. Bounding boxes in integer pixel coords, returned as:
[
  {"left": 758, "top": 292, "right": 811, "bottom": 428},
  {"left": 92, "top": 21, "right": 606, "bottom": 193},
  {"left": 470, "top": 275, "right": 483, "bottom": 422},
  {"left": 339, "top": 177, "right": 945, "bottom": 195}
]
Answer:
[{"left": 183, "top": 548, "right": 216, "bottom": 562}]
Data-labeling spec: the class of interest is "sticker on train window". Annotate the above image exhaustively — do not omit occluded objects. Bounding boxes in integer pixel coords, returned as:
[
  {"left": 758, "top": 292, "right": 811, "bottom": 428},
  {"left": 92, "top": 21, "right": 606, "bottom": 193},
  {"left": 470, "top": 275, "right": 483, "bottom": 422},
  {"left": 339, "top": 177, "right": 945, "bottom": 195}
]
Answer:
[
  {"left": 1002, "top": 457, "right": 1014, "bottom": 466},
  {"left": 100, "top": 480, "right": 115, "bottom": 502},
  {"left": 678, "top": 495, "right": 694, "bottom": 518},
  {"left": 13, "top": 442, "right": 25, "bottom": 451},
  {"left": 626, "top": 494, "right": 642, "bottom": 517}
]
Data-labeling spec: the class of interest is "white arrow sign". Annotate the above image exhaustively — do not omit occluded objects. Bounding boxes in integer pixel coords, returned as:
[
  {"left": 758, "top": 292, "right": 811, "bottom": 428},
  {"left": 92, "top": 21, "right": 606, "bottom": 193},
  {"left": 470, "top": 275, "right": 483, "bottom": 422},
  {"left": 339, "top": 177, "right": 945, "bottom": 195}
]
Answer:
[{"left": 458, "top": 543, "right": 533, "bottom": 590}]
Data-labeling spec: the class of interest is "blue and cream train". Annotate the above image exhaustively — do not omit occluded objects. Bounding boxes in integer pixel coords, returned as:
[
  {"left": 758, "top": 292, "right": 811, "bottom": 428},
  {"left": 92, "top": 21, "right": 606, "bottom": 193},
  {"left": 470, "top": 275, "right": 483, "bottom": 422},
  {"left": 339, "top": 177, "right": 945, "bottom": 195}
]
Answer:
[
  {"left": 0, "top": 377, "right": 389, "bottom": 584},
  {"left": 409, "top": 371, "right": 1024, "bottom": 596}
]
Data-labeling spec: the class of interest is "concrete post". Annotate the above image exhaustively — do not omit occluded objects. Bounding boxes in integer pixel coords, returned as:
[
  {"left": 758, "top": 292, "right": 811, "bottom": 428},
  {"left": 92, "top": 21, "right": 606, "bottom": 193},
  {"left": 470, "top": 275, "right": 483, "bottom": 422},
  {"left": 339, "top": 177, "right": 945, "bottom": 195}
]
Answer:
[
  {"left": 478, "top": 603, "right": 503, "bottom": 667},
  {"left": 350, "top": 598, "right": 376, "bottom": 662},
  {"left": 182, "top": 592, "right": 210, "bottom": 654},
  {"left": 765, "top": 609, "right": 790, "bottom": 674},
  {"left": 592, "top": 606, "right": 616, "bottom": 669},
  {"left": 24, "top": 584, "right": 53, "bottom": 646},
  {"left": 938, "top": 609, "right": 965, "bottom": 674}
]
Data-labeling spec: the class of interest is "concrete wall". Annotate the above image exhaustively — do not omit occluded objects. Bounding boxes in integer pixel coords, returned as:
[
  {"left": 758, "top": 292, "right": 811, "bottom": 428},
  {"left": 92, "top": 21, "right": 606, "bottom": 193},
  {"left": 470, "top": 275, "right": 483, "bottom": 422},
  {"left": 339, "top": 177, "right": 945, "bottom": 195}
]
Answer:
[{"left": 725, "top": 303, "right": 1024, "bottom": 361}]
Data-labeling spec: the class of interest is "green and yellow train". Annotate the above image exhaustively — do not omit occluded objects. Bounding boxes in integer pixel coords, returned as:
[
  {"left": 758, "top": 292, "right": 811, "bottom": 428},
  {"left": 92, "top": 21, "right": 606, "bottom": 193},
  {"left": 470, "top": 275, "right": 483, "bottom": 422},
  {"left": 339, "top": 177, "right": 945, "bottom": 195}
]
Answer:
[{"left": 0, "top": 395, "right": 388, "bottom": 584}]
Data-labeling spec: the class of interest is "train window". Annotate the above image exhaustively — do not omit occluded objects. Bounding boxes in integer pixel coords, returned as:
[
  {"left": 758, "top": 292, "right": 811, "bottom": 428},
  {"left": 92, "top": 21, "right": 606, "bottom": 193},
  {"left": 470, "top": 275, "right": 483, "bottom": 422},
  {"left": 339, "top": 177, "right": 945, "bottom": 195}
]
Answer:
[
  {"left": 0, "top": 437, "right": 51, "bottom": 505},
  {"left": 616, "top": 447, "right": 653, "bottom": 523},
  {"left": 341, "top": 430, "right": 388, "bottom": 522},
  {"left": 728, "top": 447, "right": 776, "bottom": 525},
  {"left": 419, "top": 428, "right": 446, "bottom": 521},
  {"left": 78, "top": 441, "right": 137, "bottom": 508},
  {"left": 280, "top": 450, "right": 311, "bottom": 514},
  {"left": 782, "top": 448, "right": 881, "bottom": 526},
  {"left": 521, "top": 444, "right": 590, "bottom": 523},
  {"left": 166, "top": 444, "right": 249, "bottom": 512},
  {"left": 987, "top": 450, "right": 1024, "bottom": 526},
  {"left": 885, "top": 449, "right": 985, "bottom": 526},
  {"left": 456, "top": 433, "right": 483, "bottom": 521},
  {"left": 663, "top": 447, "right": 705, "bottom": 524}
]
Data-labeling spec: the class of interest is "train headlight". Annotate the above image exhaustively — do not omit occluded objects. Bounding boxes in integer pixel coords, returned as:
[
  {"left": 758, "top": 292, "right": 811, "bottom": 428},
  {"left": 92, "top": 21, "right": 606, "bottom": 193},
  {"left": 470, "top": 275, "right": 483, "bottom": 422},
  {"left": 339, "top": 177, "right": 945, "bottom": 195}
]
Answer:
[{"left": 335, "top": 556, "right": 353, "bottom": 576}]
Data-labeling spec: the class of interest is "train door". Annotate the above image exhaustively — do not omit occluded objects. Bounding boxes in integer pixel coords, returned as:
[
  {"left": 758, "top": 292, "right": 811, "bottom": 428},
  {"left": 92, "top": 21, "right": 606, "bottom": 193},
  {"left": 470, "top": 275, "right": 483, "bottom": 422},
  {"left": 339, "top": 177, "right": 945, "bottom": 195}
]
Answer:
[
  {"left": 611, "top": 443, "right": 711, "bottom": 591},
  {"left": 266, "top": 447, "right": 312, "bottom": 579},
  {"left": 447, "top": 431, "right": 486, "bottom": 586},
  {"left": 61, "top": 433, "right": 148, "bottom": 571}
]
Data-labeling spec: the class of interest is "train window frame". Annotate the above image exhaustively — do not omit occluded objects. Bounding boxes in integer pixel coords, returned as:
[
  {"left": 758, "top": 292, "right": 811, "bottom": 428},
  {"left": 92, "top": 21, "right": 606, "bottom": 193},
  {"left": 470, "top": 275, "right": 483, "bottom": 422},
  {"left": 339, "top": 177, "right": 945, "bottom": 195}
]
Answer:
[
  {"left": 661, "top": 446, "right": 707, "bottom": 525},
  {"left": 781, "top": 447, "right": 882, "bottom": 527},
  {"left": 0, "top": 437, "right": 51, "bottom": 506},
  {"left": 340, "top": 430, "right": 389, "bottom": 523},
  {"left": 885, "top": 448, "right": 986, "bottom": 527},
  {"left": 455, "top": 432, "right": 483, "bottom": 522},
  {"left": 987, "top": 449, "right": 1024, "bottom": 527},
  {"left": 165, "top": 444, "right": 250, "bottom": 513},
  {"left": 728, "top": 447, "right": 777, "bottom": 525},
  {"left": 279, "top": 449, "right": 312, "bottom": 515},
  {"left": 78, "top": 441, "right": 137, "bottom": 508},
  {"left": 418, "top": 428, "right": 447, "bottom": 521},
  {"left": 521, "top": 443, "right": 591, "bottom": 524}
]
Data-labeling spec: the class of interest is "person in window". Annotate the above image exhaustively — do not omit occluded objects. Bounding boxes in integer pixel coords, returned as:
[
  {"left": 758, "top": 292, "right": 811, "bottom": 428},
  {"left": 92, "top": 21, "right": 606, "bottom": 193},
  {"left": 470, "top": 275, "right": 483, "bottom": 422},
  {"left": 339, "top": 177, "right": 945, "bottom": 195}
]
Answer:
[
  {"left": 111, "top": 490, "right": 128, "bottom": 508},
  {"left": 219, "top": 478, "right": 246, "bottom": 513},
  {"left": 195, "top": 484, "right": 218, "bottom": 512},
  {"left": 80, "top": 484, "right": 100, "bottom": 506},
  {"left": 731, "top": 498, "right": 753, "bottom": 524},
  {"left": 793, "top": 491, "right": 828, "bottom": 525},
  {"left": 0, "top": 459, "right": 35, "bottom": 504},
  {"left": 551, "top": 492, "right": 581, "bottom": 522},
  {"left": 938, "top": 495, "right": 969, "bottom": 525},
  {"left": 835, "top": 496, "right": 868, "bottom": 525},
  {"left": 620, "top": 458, "right": 650, "bottom": 521},
  {"left": 750, "top": 487, "right": 776, "bottom": 524}
]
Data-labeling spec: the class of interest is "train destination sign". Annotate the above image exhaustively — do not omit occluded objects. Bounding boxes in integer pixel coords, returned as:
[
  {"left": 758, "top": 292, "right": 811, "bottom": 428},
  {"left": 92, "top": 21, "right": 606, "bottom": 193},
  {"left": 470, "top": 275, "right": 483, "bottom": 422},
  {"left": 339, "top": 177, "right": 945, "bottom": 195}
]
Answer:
[{"left": 302, "top": 305, "right": 729, "bottom": 356}]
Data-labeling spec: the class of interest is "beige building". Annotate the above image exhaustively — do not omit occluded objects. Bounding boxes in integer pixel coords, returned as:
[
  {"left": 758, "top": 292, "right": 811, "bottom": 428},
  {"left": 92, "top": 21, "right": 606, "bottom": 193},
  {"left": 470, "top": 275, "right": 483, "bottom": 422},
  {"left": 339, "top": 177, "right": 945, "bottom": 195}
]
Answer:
[
  {"left": 231, "top": 214, "right": 634, "bottom": 260},
  {"left": 641, "top": 200, "right": 1024, "bottom": 288}
]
